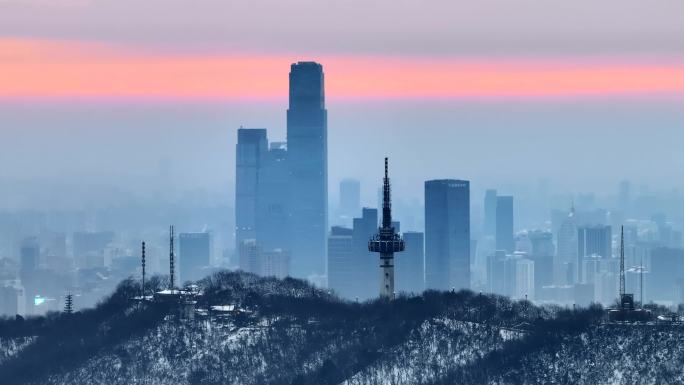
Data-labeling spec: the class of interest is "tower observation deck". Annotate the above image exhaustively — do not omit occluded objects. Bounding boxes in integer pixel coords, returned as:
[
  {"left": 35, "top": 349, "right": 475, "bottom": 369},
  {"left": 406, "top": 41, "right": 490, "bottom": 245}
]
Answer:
[{"left": 369, "top": 158, "right": 405, "bottom": 299}]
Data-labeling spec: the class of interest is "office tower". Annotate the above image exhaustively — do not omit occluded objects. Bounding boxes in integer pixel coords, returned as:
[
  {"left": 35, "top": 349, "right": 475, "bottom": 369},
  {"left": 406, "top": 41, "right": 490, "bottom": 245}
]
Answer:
[
  {"left": 352, "top": 208, "right": 378, "bottom": 300},
  {"left": 487, "top": 251, "right": 507, "bottom": 295},
  {"left": 495, "top": 196, "right": 514, "bottom": 253},
  {"left": 260, "top": 249, "right": 291, "bottom": 278},
  {"left": 20, "top": 237, "right": 39, "bottom": 275},
  {"left": 327, "top": 226, "right": 354, "bottom": 298},
  {"left": 287, "top": 62, "right": 328, "bottom": 279},
  {"left": 556, "top": 205, "right": 578, "bottom": 284},
  {"left": 529, "top": 231, "right": 554, "bottom": 256},
  {"left": 235, "top": 128, "right": 268, "bottom": 251},
  {"left": 650, "top": 247, "right": 684, "bottom": 303},
  {"left": 256, "top": 142, "right": 291, "bottom": 252},
  {"left": 339, "top": 179, "right": 361, "bottom": 218},
  {"left": 577, "top": 225, "right": 612, "bottom": 282},
  {"left": 0, "top": 285, "right": 25, "bottom": 317},
  {"left": 396, "top": 231, "right": 425, "bottom": 294},
  {"left": 179, "top": 232, "right": 211, "bottom": 282},
  {"left": 425, "top": 179, "right": 470, "bottom": 291},
  {"left": 73, "top": 231, "right": 115, "bottom": 269},
  {"left": 238, "top": 239, "right": 261, "bottom": 275},
  {"left": 369, "top": 159, "right": 405, "bottom": 299},
  {"left": 483, "top": 189, "right": 497, "bottom": 237},
  {"left": 515, "top": 259, "right": 535, "bottom": 300}
]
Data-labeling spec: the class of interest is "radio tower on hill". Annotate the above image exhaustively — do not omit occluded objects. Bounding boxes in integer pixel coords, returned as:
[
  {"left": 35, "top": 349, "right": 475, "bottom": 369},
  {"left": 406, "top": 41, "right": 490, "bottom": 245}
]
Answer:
[{"left": 369, "top": 158, "right": 405, "bottom": 299}]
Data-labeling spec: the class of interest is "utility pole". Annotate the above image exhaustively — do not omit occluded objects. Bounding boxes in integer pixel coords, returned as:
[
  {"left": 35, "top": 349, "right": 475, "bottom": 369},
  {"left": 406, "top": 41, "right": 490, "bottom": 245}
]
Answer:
[{"left": 170, "top": 226, "right": 175, "bottom": 290}]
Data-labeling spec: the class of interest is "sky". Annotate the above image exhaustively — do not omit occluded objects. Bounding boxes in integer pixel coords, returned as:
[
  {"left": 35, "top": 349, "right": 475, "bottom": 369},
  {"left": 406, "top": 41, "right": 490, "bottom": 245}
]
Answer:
[{"left": 1, "top": 0, "right": 684, "bottom": 210}]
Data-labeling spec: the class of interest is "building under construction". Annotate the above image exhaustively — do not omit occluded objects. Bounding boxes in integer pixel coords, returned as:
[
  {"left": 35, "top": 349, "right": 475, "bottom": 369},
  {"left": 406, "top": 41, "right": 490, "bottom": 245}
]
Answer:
[
  {"left": 369, "top": 158, "right": 405, "bottom": 299},
  {"left": 608, "top": 226, "right": 651, "bottom": 322}
]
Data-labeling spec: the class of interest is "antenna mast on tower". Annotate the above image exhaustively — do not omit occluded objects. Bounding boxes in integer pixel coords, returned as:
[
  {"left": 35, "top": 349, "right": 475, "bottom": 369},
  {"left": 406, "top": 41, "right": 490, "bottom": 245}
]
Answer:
[
  {"left": 169, "top": 226, "right": 175, "bottom": 290},
  {"left": 141, "top": 241, "right": 146, "bottom": 298}
]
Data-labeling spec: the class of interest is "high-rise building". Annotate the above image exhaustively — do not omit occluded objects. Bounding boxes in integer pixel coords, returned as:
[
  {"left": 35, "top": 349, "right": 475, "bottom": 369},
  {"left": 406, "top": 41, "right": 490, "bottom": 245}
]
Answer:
[
  {"left": 487, "top": 250, "right": 508, "bottom": 295},
  {"left": 515, "top": 258, "right": 535, "bottom": 300},
  {"left": 327, "top": 226, "right": 354, "bottom": 298},
  {"left": 238, "top": 239, "right": 261, "bottom": 275},
  {"left": 425, "top": 179, "right": 470, "bottom": 291},
  {"left": 179, "top": 232, "right": 211, "bottom": 282},
  {"left": 235, "top": 128, "right": 268, "bottom": 251},
  {"left": 496, "top": 196, "right": 514, "bottom": 253},
  {"left": 256, "top": 142, "right": 291, "bottom": 252},
  {"left": 20, "top": 237, "right": 39, "bottom": 276},
  {"left": 577, "top": 225, "right": 612, "bottom": 282},
  {"left": 260, "top": 249, "right": 291, "bottom": 279},
  {"left": 339, "top": 179, "right": 361, "bottom": 218},
  {"left": 556, "top": 205, "right": 578, "bottom": 284},
  {"left": 0, "top": 285, "right": 25, "bottom": 317},
  {"left": 73, "top": 231, "right": 114, "bottom": 268},
  {"left": 287, "top": 62, "right": 328, "bottom": 279},
  {"left": 396, "top": 231, "right": 425, "bottom": 294},
  {"left": 352, "top": 208, "right": 378, "bottom": 300},
  {"left": 650, "top": 247, "right": 684, "bottom": 303},
  {"left": 483, "top": 189, "right": 497, "bottom": 237}
]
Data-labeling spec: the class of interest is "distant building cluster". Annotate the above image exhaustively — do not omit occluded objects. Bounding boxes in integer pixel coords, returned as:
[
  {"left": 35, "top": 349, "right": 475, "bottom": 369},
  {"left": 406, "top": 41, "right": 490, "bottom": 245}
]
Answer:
[{"left": 5, "top": 62, "right": 684, "bottom": 319}]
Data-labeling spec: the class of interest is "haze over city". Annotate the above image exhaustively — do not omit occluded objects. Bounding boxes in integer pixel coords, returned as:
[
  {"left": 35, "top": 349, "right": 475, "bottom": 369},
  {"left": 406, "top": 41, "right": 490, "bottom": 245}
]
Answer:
[{"left": 2, "top": 2, "right": 684, "bottom": 384}]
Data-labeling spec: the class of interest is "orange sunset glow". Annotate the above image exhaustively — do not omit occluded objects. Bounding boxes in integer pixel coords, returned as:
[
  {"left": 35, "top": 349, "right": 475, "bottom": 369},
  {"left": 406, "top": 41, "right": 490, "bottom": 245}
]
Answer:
[{"left": 2, "top": 38, "right": 684, "bottom": 101}]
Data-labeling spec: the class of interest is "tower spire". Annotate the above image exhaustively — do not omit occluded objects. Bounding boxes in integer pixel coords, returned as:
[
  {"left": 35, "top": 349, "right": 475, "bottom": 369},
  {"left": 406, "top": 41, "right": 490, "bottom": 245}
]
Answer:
[
  {"left": 382, "top": 157, "right": 392, "bottom": 230},
  {"left": 369, "top": 157, "right": 405, "bottom": 299}
]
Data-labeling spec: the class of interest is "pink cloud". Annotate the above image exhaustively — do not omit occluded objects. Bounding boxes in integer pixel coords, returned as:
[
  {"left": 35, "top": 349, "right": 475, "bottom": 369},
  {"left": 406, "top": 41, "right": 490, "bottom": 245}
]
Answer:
[{"left": 2, "top": 38, "right": 684, "bottom": 101}]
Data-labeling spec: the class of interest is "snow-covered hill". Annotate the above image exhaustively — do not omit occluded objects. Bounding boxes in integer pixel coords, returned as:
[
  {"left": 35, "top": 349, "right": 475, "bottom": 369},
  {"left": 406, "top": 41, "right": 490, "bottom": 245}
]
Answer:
[{"left": 1, "top": 271, "right": 683, "bottom": 385}]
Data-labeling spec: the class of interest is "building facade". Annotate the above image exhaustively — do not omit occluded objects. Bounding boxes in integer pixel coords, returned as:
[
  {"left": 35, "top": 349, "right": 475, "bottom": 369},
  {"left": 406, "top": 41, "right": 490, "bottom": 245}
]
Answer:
[
  {"left": 425, "top": 179, "right": 470, "bottom": 291},
  {"left": 286, "top": 62, "right": 328, "bottom": 279}
]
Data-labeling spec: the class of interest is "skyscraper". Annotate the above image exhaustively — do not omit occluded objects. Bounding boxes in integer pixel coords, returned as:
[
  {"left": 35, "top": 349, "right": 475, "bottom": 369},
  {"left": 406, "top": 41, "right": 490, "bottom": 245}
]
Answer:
[
  {"left": 235, "top": 128, "right": 268, "bottom": 251},
  {"left": 327, "top": 226, "right": 354, "bottom": 298},
  {"left": 396, "top": 231, "right": 425, "bottom": 294},
  {"left": 577, "top": 225, "right": 612, "bottom": 282},
  {"left": 287, "top": 62, "right": 328, "bottom": 279},
  {"left": 256, "top": 142, "right": 290, "bottom": 252},
  {"left": 483, "top": 189, "right": 497, "bottom": 237},
  {"left": 496, "top": 196, "right": 514, "bottom": 253},
  {"left": 556, "top": 205, "right": 578, "bottom": 284},
  {"left": 425, "top": 179, "right": 470, "bottom": 291},
  {"left": 352, "top": 208, "right": 378, "bottom": 300},
  {"left": 179, "top": 232, "right": 211, "bottom": 282}
]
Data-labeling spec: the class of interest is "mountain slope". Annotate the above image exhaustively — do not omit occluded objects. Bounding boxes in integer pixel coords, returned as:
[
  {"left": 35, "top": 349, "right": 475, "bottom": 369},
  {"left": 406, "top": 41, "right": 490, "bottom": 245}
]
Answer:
[{"left": 1, "top": 271, "right": 683, "bottom": 385}]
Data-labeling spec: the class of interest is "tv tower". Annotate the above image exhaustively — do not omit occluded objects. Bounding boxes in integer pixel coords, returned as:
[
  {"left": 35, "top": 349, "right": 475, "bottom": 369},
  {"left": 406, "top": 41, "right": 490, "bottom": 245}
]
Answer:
[{"left": 369, "top": 158, "right": 405, "bottom": 299}]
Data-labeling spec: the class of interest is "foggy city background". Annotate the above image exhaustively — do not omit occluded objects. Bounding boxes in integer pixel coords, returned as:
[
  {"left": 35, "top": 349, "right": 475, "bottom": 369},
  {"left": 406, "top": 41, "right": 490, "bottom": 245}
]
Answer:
[{"left": 4, "top": 1, "right": 684, "bottom": 383}]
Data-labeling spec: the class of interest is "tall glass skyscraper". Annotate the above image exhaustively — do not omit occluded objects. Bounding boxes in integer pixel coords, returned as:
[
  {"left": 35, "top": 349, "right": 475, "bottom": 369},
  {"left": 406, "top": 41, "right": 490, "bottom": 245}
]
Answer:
[
  {"left": 287, "top": 62, "right": 328, "bottom": 278},
  {"left": 235, "top": 128, "right": 268, "bottom": 251},
  {"left": 496, "top": 196, "right": 514, "bottom": 253},
  {"left": 425, "top": 179, "right": 470, "bottom": 291}
]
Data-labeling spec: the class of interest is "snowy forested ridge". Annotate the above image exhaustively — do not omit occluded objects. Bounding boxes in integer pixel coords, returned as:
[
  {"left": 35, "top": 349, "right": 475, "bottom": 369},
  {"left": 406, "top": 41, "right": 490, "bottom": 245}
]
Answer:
[{"left": 1, "top": 271, "right": 683, "bottom": 385}]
